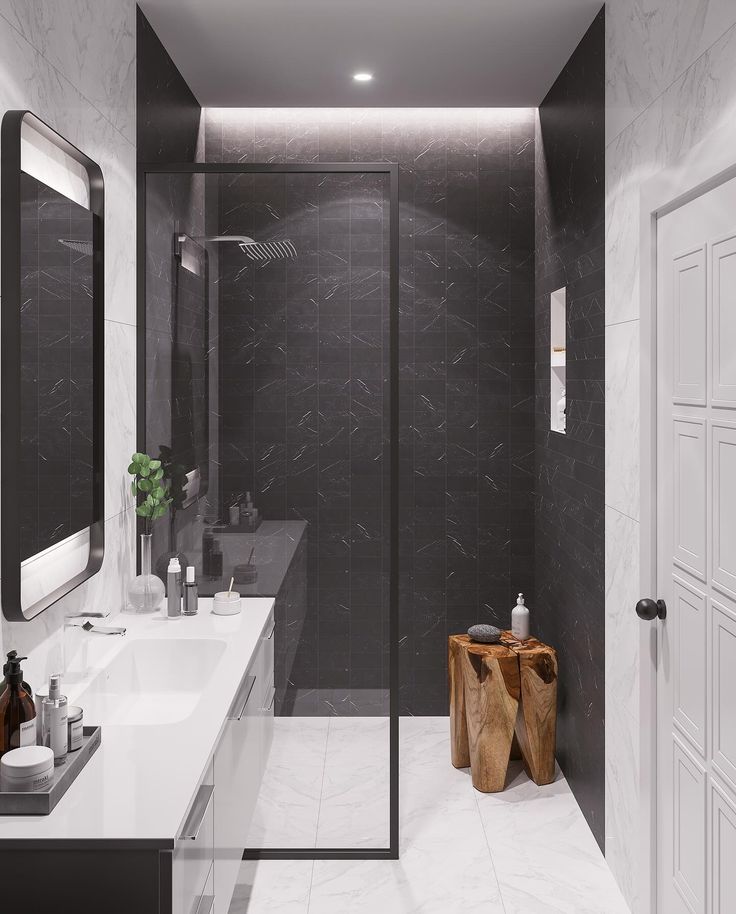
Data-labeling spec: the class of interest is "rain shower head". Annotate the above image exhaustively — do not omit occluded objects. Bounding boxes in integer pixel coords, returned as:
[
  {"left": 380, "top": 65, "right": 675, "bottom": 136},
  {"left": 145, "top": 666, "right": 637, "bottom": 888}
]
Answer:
[
  {"left": 180, "top": 233, "right": 297, "bottom": 263},
  {"left": 239, "top": 238, "right": 297, "bottom": 262},
  {"left": 58, "top": 238, "right": 93, "bottom": 255}
]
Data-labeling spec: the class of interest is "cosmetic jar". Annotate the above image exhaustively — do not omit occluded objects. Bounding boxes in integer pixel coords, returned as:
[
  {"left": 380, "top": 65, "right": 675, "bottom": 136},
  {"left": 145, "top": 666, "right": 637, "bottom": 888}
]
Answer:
[
  {"left": 67, "top": 706, "right": 83, "bottom": 752},
  {"left": 212, "top": 590, "right": 241, "bottom": 615},
  {"left": 0, "top": 746, "right": 54, "bottom": 792},
  {"left": 233, "top": 562, "right": 258, "bottom": 595}
]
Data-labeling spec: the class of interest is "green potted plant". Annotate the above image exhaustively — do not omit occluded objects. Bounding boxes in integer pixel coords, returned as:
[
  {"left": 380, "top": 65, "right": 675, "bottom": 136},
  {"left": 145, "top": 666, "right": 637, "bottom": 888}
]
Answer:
[{"left": 125, "top": 452, "right": 172, "bottom": 613}]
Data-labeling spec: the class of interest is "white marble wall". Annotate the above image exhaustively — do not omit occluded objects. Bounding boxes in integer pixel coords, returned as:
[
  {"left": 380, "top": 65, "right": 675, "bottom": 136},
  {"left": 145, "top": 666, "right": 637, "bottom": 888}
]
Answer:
[
  {"left": 0, "top": 1, "right": 137, "bottom": 689},
  {"left": 605, "top": 2, "right": 736, "bottom": 909}
]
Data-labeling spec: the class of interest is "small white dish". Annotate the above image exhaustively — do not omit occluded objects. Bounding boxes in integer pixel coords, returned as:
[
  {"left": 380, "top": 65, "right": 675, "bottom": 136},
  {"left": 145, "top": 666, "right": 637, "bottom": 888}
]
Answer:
[{"left": 212, "top": 591, "right": 241, "bottom": 615}]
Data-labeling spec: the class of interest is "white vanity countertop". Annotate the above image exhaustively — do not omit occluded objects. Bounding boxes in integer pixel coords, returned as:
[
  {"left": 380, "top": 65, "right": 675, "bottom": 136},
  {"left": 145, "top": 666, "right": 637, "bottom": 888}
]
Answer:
[{"left": 0, "top": 597, "right": 274, "bottom": 847}]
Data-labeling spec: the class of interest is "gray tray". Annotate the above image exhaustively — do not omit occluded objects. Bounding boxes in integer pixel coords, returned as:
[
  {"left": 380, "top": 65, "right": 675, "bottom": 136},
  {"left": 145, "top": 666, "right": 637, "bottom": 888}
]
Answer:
[{"left": 0, "top": 726, "right": 101, "bottom": 815}]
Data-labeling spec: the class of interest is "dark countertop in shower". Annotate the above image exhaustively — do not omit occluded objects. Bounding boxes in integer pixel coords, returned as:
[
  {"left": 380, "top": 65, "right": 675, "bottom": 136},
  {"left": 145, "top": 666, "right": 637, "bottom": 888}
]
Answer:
[{"left": 201, "top": 519, "right": 307, "bottom": 597}]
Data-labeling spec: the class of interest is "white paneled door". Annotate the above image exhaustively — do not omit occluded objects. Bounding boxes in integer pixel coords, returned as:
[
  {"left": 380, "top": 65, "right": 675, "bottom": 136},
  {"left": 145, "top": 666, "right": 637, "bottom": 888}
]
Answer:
[{"left": 655, "top": 179, "right": 736, "bottom": 914}]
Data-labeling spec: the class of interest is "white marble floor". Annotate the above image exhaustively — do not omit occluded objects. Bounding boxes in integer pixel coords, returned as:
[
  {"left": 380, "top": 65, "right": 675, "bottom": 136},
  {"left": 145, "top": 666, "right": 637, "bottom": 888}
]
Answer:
[
  {"left": 234, "top": 717, "right": 631, "bottom": 914},
  {"left": 247, "top": 715, "right": 390, "bottom": 849}
]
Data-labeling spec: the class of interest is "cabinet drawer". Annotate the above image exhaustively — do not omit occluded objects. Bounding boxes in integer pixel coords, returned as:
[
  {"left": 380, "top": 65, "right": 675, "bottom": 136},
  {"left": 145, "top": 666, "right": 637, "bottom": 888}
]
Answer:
[
  {"left": 255, "top": 612, "right": 275, "bottom": 706},
  {"left": 213, "top": 667, "right": 262, "bottom": 913},
  {"left": 173, "top": 760, "right": 214, "bottom": 914}
]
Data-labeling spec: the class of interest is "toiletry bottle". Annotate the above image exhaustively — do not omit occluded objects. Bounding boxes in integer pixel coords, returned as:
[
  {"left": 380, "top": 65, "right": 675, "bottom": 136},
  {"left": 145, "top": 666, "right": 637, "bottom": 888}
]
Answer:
[
  {"left": 202, "top": 530, "right": 214, "bottom": 577},
  {"left": 0, "top": 654, "right": 36, "bottom": 758},
  {"left": 167, "top": 557, "right": 182, "bottom": 618},
  {"left": 557, "top": 388, "right": 566, "bottom": 433},
  {"left": 183, "top": 566, "right": 198, "bottom": 616},
  {"left": 210, "top": 539, "right": 223, "bottom": 578},
  {"left": 2, "top": 650, "right": 33, "bottom": 699},
  {"left": 511, "top": 593, "right": 530, "bottom": 643},
  {"left": 42, "top": 673, "right": 68, "bottom": 766},
  {"left": 241, "top": 491, "right": 260, "bottom": 530},
  {"left": 228, "top": 503, "right": 240, "bottom": 526}
]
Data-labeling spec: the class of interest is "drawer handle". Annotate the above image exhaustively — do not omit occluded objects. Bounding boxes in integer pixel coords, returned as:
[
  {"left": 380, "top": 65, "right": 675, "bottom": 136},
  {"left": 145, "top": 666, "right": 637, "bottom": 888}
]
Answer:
[
  {"left": 179, "top": 783, "right": 214, "bottom": 841},
  {"left": 229, "top": 673, "right": 256, "bottom": 721},
  {"left": 263, "top": 685, "right": 276, "bottom": 711},
  {"left": 263, "top": 619, "right": 275, "bottom": 640},
  {"left": 193, "top": 895, "right": 215, "bottom": 914}
]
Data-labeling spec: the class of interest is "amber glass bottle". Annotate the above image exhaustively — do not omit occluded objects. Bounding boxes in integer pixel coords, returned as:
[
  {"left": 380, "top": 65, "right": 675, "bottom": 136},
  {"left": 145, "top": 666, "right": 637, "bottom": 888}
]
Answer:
[{"left": 0, "top": 653, "right": 36, "bottom": 758}]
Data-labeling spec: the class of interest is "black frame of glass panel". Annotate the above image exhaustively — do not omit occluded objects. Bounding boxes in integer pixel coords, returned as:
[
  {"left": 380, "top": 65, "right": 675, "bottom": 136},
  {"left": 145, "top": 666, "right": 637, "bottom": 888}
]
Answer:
[
  {"left": 137, "top": 161, "right": 400, "bottom": 861},
  {"left": 1, "top": 110, "right": 105, "bottom": 622}
]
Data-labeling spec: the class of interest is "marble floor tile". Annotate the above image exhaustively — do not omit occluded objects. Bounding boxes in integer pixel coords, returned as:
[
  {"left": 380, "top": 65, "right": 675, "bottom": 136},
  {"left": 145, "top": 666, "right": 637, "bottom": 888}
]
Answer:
[
  {"left": 233, "top": 860, "right": 314, "bottom": 914},
  {"left": 476, "top": 761, "right": 631, "bottom": 914},
  {"left": 315, "top": 719, "right": 390, "bottom": 847},
  {"left": 235, "top": 717, "right": 631, "bottom": 914},
  {"left": 308, "top": 845, "right": 504, "bottom": 914}
]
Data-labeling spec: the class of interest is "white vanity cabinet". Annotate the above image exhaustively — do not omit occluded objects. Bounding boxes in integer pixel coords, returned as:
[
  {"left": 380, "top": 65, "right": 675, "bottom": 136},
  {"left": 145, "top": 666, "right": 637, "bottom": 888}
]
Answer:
[
  {"left": 213, "top": 611, "right": 275, "bottom": 913},
  {"left": 0, "top": 604, "right": 275, "bottom": 914}
]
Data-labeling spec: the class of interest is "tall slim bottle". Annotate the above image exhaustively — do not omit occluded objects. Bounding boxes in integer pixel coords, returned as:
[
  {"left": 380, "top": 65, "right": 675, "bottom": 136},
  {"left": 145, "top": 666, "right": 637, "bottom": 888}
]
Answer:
[{"left": 42, "top": 673, "right": 68, "bottom": 766}]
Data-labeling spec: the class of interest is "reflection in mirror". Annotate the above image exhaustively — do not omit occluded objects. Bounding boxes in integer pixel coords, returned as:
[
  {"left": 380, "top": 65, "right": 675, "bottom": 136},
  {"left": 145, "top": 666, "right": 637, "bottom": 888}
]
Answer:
[
  {"left": 172, "top": 234, "right": 209, "bottom": 508},
  {"left": 19, "top": 174, "right": 95, "bottom": 561},
  {"left": 1, "top": 110, "right": 104, "bottom": 621}
]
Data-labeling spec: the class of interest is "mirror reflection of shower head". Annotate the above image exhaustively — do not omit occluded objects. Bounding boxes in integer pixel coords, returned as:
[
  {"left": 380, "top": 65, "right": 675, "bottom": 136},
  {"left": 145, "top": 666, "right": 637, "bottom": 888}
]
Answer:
[
  {"left": 179, "top": 233, "right": 297, "bottom": 263},
  {"left": 58, "top": 238, "right": 93, "bottom": 255}
]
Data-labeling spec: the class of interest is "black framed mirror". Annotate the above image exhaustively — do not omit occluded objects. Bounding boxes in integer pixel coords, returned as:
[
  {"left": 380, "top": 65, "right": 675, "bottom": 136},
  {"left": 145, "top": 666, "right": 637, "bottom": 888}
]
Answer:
[{"left": 1, "top": 111, "right": 104, "bottom": 621}]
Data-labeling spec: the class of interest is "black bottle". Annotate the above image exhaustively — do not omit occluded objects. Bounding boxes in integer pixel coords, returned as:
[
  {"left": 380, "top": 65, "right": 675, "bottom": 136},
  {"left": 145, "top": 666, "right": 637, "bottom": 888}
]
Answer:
[{"left": 0, "top": 653, "right": 36, "bottom": 758}]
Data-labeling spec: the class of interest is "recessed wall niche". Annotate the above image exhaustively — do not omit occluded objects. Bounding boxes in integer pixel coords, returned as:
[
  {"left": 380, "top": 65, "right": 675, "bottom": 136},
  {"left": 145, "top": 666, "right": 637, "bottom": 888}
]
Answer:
[{"left": 550, "top": 286, "right": 566, "bottom": 434}]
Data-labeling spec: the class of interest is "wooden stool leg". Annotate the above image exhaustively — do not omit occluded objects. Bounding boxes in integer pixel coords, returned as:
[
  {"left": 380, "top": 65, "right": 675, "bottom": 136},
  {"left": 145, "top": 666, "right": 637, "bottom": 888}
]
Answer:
[
  {"left": 449, "top": 637, "right": 470, "bottom": 768},
  {"left": 461, "top": 649, "right": 520, "bottom": 792},
  {"left": 515, "top": 648, "right": 558, "bottom": 785}
]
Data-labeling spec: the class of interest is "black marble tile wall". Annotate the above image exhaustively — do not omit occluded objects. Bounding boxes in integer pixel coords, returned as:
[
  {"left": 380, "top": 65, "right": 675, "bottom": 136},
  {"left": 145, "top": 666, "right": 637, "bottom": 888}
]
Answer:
[
  {"left": 534, "top": 9, "right": 605, "bottom": 848},
  {"left": 203, "top": 109, "right": 536, "bottom": 715},
  {"left": 213, "top": 170, "right": 392, "bottom": 714},
  {"left": 137, "top": 9, "right": 201, "bottom": 164},
  {"left": 138, "top": 10, "right": 210, "bottom": 578},
  {"left": 19, "top": 175, "right": 94, "bottom": 560}
]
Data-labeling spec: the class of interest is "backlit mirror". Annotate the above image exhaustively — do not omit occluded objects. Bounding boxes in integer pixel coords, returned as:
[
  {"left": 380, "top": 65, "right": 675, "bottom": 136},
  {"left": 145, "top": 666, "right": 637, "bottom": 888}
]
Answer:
[{"left": 1, "top": 111, "right": 104, "bottom": 620}]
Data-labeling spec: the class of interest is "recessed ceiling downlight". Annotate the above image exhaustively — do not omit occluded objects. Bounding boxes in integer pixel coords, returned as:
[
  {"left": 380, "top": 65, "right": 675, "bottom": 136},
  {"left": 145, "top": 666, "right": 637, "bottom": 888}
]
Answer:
[{"left": 353, "top": 72, "right": 373, "bottom": 82}]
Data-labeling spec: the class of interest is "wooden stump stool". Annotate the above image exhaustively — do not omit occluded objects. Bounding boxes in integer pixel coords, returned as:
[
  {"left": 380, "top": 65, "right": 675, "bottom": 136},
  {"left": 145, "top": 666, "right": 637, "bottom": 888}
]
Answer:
[{"left": 449, "top": 632, "right": 557, "bottom": 792}]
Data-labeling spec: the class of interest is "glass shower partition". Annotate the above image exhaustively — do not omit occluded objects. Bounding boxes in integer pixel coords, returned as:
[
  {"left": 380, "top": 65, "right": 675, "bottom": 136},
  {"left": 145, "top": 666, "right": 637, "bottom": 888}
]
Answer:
[{"left": 140, "top": 163, "right": 398, "bottom": 858}]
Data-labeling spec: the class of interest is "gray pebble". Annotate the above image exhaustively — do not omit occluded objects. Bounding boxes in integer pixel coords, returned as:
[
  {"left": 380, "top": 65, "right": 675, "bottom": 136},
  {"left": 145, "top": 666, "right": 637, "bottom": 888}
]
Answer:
[{"left": 467, "top": 623, "right": 501, "bottom": 643}]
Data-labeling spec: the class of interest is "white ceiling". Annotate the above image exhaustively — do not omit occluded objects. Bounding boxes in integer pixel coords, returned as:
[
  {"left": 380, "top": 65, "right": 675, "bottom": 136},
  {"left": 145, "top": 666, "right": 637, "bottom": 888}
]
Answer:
[{"left": 138, "top": 0, "right": 603, "bottom": 108}]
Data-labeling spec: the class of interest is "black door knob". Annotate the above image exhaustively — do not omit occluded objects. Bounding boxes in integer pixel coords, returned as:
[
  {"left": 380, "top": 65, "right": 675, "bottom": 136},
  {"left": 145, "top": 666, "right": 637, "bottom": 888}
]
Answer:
[{"left": 636, "top": 598, "right": 667, "bottom": 621}]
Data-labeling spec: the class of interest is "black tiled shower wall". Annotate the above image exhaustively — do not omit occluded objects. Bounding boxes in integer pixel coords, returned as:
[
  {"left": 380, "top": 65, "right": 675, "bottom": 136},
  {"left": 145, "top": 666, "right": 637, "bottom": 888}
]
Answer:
[
  {"left": 19, "top": 176, "right": 94, "bottom": 560},
  {"left": 138, "top": 10, "right": 210, "bottom": 576},
  {"left": 203, "top": 109, "right": 536, "bottom": 714},
  {"left": 214, "top": 169, "right": 391, "bottom": 713},
  {"left": 534, "top": 9, "right": 605, "bottom": 848}
]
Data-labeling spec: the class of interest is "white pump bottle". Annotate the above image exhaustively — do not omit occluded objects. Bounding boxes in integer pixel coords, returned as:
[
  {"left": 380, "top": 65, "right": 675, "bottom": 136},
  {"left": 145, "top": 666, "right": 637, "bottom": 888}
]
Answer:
[{"left": 511, "top": 592, "right": 530, "bottom": 642}]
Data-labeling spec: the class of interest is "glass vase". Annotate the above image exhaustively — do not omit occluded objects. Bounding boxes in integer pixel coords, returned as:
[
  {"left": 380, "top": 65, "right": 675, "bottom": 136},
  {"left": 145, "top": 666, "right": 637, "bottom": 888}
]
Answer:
[{"left": 125, "top": 533, "right": 165, "bottom": 614}]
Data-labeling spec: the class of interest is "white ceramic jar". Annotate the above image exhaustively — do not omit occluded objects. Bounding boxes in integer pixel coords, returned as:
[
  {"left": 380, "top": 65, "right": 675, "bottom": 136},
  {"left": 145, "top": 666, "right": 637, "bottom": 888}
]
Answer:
[
  {"left": 0, "top": 745, "right": 54, "bottom": 792},
  {"left": 213, "top": 590, "right": 241, "bottom": 615}
]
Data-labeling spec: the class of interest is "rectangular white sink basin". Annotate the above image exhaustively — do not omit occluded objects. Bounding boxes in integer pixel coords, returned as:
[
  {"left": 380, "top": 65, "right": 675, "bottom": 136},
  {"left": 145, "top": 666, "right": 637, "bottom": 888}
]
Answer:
[{"left": 77, "top": 638, "right": 226, "bottom": 726}]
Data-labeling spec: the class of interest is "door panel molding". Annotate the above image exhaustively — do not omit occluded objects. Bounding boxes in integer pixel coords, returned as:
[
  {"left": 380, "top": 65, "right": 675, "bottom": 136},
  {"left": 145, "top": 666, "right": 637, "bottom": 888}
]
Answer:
[
  {"left": 711, "top": 779, "right": 736, "bottom": 914},
  {"left": 640, "top": 120, "right": 736, "bottom": 914},
  {"left": 672, "top": 417, "right": 707, "bottom": 581},
  {"left": 671, "top": 575, "right": 707, "bottom": 756},
  {"left": 711, "top": 234, "right": 736, "bottom": 408},
  {"left": 672, "top": 734, "right": 707, "bottom": 914},
  {"left": 711, "top": 598, "right": 736, "bottom": 793},
  {"left": 672, "top": 246, "right": 707, "bottom": 406}
]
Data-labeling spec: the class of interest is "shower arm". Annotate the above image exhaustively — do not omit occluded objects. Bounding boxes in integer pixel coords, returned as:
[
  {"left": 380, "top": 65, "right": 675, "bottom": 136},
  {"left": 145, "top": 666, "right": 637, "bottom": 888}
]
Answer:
[{"left": 176, "top": 233, "right": 298, "bottom": 263}]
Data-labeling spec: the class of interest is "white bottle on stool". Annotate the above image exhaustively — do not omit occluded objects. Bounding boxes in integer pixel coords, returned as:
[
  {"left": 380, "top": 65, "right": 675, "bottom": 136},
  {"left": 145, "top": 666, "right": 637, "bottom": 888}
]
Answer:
[{"left": 511, "top": 593, "right": 530, "bottom": 642}]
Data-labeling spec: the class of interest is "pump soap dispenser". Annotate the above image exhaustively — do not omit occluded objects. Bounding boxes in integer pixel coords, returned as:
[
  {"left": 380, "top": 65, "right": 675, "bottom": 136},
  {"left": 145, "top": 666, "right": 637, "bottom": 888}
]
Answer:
[
  {"left": 511, "top": 593, "right": 530, "bottom": 643},
  {"left": 0, "top": 654, "right": 36, "bottom": 757}
]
